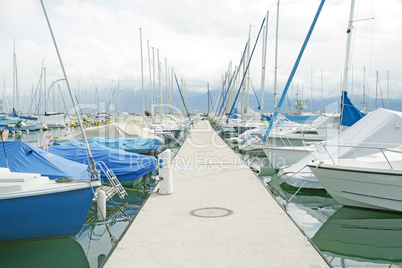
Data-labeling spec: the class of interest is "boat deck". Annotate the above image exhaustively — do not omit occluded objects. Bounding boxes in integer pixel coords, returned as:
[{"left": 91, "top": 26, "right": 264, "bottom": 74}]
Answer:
[{"left": 105, "top": 120, "right": 328, "bottom": 267}]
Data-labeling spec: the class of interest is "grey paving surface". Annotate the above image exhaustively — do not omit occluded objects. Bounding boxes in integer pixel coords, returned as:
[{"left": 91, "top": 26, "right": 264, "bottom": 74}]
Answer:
[{"left": 105, "top": 120, "right": 328, "bottom": 267}]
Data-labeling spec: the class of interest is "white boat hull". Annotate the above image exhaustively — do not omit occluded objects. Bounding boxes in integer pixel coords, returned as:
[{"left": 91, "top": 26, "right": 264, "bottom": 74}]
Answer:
[
  {"left": 263, "top": 146, "right": 313, "bottom": 169},
  {"left": 35, "top": 122, "right": 49, "bottom": 130},
  {"left": 309, "top": 163, "right": 402, "bottom": 212}
]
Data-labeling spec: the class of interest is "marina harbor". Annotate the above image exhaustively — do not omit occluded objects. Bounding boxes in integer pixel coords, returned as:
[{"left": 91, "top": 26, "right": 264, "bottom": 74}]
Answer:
[{"left": 2, "top": 0, "right": 402, "bottom": 267}]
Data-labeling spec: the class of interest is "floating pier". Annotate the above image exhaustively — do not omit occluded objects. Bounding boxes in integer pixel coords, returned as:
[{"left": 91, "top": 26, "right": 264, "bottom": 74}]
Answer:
[{"left": 105, "top": 120, "right": 328, "bottom": 267}]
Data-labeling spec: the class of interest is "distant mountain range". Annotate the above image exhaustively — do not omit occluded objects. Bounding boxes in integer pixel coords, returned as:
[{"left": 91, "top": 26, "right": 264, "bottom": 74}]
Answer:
[
  {"left": 4, "top": 88, "right": 401, "bottom": 115},
  {"left": 115, "top": 88, "right": 401, "bottom": 115}
]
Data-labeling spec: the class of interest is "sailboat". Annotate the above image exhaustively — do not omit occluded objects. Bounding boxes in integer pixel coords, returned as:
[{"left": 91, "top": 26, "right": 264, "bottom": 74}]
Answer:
[
  {"left": 307, "top": 110, "right": 402, "bottom": 212},
  {"left": 0, "top": 0, "right": 103, "bottom": 242},
  {"left": 263, "top": 91, "right": 360, "bottom": 170},
  {"left": 0, "top": 167, "right": 100, "bottom": 242},
  {"left": 270, "top": 0, "right": 368, "bottom": 188},
  {"left": 277, "top": 108, "right": 401, "bottom": 189},
  {"left": 44, "top": 145, "right": 157, "bottom": 188}
]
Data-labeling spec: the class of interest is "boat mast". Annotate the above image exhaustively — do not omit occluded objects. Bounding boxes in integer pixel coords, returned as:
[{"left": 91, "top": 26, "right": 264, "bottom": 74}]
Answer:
[
  {"left": 40, "top": 0, "right": 99, "bottom": 180},
  {"left": 341, "top": 0, "right": 356, "bottom": 93},
  {"left": 13, "top": 40, "right": 16, "bottom": 112},
  {"left": 362, "top": 67, "right": 366, "bottom": 110},
  {"left": 139, "top": 27, "right": 144, "bottom": 114},
  {"left": 273, "top": 0, "right": 280, "bottom": 109},
  {"left": 157, "top": 49, "right": 162, "bottom": 117},
  {"left": 147, "top": 39, "right": 152, "bottom": 115},
  {"left": 387, "top": 70, "right": 389, "bottom": 109},
  {"left": 241, "top": 49, "right": 246, "bottom": 120},
  {"left": 44, "top": 67, "right": 47, "bottom": 114},
  {"left": 262, "top": 0, "right": 325, "bottom": 141},
  {"left": 171, "top": 67, "right": 174, "bottom": 114},
  {"left": 165, "top": 58, "right": 168, "bottom": 114},
  {"left": 260, "top": 11, "right": 269, "bottom": 115},
  {"left": 152, "top": 47, "right": 155, "bottom": 124},
  {"left": 246, "top": 25, "right": 251, "bottom": 113},
  {"left": 375, "top": 71, "right": 378, "bottom": 109},
  {"left": 207, "top": 82, "right": 210, "bottom": 114}
]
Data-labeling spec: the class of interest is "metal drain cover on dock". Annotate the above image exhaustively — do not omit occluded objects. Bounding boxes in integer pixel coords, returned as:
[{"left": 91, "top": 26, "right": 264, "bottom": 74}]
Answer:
[{"left": 190, "top": 207, "right": 233, "bottom": 218}]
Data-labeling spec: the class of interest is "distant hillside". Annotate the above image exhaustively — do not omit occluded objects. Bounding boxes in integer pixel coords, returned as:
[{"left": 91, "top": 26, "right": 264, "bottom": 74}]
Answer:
[{"left": 4, "top": 88, "right": 401, "bottom": 115}]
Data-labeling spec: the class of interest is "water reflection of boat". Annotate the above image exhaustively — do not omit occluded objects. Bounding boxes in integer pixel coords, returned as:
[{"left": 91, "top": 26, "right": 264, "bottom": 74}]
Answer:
[
  {"left": 273, "top": 183, "right": 340, "bottom": 224},
  {"left": 274, "top": 183, "right": 339, "bottom": 208},
  {"left": 312, "top": 207, "right": 402, "bottom": 264},
  {"left": 75, "top": 201, "right": 139, "bottom": 267},
  {"left": 0, "top": 238, "right": 89, "bottom": 268}
]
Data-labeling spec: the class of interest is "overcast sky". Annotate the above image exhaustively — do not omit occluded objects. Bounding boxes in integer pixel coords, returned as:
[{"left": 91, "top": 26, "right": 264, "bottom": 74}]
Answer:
[{"left": 1, "top": 0, "right": 402, "bottom": 104}]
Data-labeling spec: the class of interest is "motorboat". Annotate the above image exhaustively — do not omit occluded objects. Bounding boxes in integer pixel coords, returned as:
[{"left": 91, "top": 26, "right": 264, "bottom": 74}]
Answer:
[
  {"left": 308, "top": 148, "right": 402, "bottom": 212},
  {"left": 276, "top": 108, "right": 401, "bottom": 189},
  {"left": 239, "top": 113, "right": 343, "bottom": 155}
]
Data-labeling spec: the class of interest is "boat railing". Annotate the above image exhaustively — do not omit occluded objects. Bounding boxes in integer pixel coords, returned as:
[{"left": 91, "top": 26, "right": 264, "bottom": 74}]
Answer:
[
  {"left": 96, "top": 161, "right": 128, "bottom": 199},
  {"left": 317, "top": 141, "right": 402, "bottom": 169}
]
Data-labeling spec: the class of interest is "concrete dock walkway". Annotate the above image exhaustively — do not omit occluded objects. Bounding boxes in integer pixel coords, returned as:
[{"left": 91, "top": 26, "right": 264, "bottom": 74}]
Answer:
[{"left": 105, "top": 120, "right": 328, "bottom": 267}]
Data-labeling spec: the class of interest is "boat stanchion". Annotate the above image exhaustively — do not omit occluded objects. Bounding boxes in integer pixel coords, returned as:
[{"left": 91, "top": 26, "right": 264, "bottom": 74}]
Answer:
[
  {"left": 158, "top": 149, "right": 173, "bottom": 195},
  {"left": 97, "top": 190, "right": 107, "bottom": 221}
]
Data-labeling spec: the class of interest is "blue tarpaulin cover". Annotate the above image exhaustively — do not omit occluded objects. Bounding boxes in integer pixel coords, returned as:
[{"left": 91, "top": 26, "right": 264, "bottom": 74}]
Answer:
[
  {"left": 261, "top": 114, "right": 271, "bottom": 122},
  {"left": 284, "top": 114, "right": 319, "bottom": 124},
  {"left": 0, "top": 141, "right": 89, "bottom": 180},
  {"left": 53, "top": 137, "right": 162, "bottom": 154},
  {"left": 229, "top": 114, "right": 240, "bottom": 119},
  {"left": 340, "top": 91, "right": 366, "bottom": 127},
  {"left": 12, "top": 108, "right": 38, "bottom": 121},
  {"left": 45, "top": 146, "right": 157, "bottom": 182}
]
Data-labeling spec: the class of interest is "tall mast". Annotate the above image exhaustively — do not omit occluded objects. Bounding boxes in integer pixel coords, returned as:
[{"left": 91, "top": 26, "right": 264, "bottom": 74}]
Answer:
[
  {"left": 40, "top": 0, "right": 99, "bottom": 180},
  {"left": 362, "top": 67, "right": 366, "bottom": 109},
  {"left": 241, "top": 47, "right": 246, "bottom": 120},
  {"left": 44, "top": 67, "right": 47, "bottom": 114},
  {"left": 3, "top": 76, "right": 5, "bottom": 113},
  {"left": 246, "top": 25, "right": 251, "bottom": 112},
  {"left": 273, "top": 0, "right": 280, "bottom": 108},
  {"left": 139, "top": 27, "right": 144, "bottom": 113},
  {"left": 147, "top": 39, "right": 152, "bottom": 113},
  {"left": 207, "top": 83, "right": 210, "bottom": 114},
  {"left": 117, "top": 80, "right": 120, "bottom": 113},
  {"left": 157, "top": 49, "right": 162, "bottom": 117},
  {"left": 13, "top": 40, "right": 16, "bottom": 111},
  {"left": 311, "top": 67, "right": 313, "bottom": 113},
  {"left": 165, "top": 58, "right": 168, "bottom": 114},
  {"left": 342, "top": 0, "right": 356, "bottom": 93},
  {"left": 387, "top": 70, "right": 390, "bottom": 109},
  {"left": 260, "top": 11, "right": 269, "bottom": 115},
  {"left": 171, "top": 67, "right": 174, "bottom": 113},
  {"left": 152, "top": 47, "right": 155, "bottom": 124}
]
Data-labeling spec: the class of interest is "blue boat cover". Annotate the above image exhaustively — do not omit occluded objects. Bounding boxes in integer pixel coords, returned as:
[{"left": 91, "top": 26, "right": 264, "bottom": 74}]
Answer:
[
  {"left": 340, "top": 91, "right": 365, "bottom": 127},
  {"left": 45, "top": 146, "right": 157, "bottom": 182},
  {"left": 0, "top": 141, "right": 89, "bottom": 180},
  {"left": 229, "top": 114, "right": 240, "bottom": 119},
  {"left": 53, "top": 137, "right": 162, "bottom": 154},
  {"left": 261, "top": 114, "right": 271, "bottom": 121},
  {"left": 12, "top": 108, "right": 38, "bottom": 121},
  {"left": 284, "top": 114, "right": 319, "bottom": 124}
]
